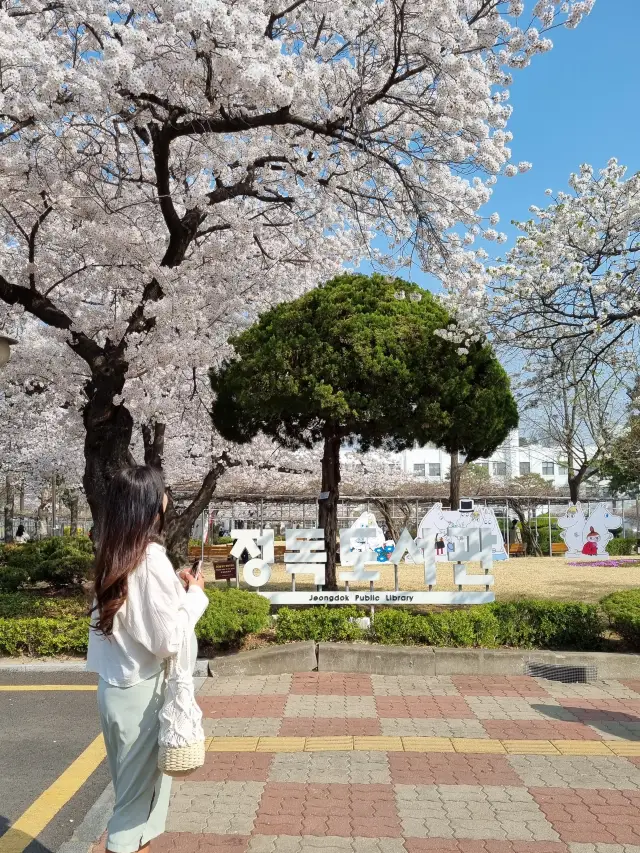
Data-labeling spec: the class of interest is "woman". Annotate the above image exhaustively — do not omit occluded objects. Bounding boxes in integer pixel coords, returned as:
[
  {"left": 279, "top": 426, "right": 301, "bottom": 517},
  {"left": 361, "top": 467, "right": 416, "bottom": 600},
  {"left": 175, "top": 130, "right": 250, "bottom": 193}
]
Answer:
[
  {"left": 87, "top": 466, "right": 209, "bottom": 853},
  {"left": 14, "top": 524, "right": 29, "bottom": 543}
]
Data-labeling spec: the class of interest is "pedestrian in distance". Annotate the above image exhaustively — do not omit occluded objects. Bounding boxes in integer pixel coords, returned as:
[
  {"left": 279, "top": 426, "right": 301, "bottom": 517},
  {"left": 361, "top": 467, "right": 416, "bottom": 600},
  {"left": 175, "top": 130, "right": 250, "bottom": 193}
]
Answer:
[
  {"left": 14, "top": 523, "right": 29, "bottom": 543},
  {"left": 87, "top": 466, "right": 209, "bottom": 853}
]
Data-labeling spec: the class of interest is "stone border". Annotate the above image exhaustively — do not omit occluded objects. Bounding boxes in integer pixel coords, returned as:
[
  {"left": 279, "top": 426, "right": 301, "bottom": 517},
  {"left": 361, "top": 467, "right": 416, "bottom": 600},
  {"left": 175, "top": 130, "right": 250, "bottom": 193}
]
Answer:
[
  {"left": 2, "top": 644, "right": 640, "bottom": 679},
  {"left": 206, "top": 643, "right": 640, "bottom": 680}
]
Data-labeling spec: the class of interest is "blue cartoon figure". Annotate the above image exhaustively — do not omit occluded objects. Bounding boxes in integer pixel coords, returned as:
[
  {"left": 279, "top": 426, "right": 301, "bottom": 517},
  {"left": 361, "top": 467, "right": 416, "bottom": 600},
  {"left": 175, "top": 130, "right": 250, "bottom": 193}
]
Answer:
[{"left": 374, "top": 544, "right": 394, "bottom": 563}]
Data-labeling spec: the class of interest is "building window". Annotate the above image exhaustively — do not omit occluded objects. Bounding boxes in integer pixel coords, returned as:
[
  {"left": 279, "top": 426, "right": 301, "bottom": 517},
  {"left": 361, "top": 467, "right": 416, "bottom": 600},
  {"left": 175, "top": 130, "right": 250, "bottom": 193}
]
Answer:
[
  {"left": 476, "top": 462, "right": 489, "bottom": 472},
  {"left": 428, "top": 463, "right": 441, "bottom": 477},
  {"left": 493, "top": 462, "right": 507, "bottom": 476},
  {"left": 413, "top": 464, "right": 425, "bottom": 477},
  {"left": 519, "top": 461, "right": 531, "bottom": 476},
  {"left": 542, "top": 462, "right": 554, "bottom": 475},
  {"left": 557, "top": 465, "right": 567, "bottom": 476}
]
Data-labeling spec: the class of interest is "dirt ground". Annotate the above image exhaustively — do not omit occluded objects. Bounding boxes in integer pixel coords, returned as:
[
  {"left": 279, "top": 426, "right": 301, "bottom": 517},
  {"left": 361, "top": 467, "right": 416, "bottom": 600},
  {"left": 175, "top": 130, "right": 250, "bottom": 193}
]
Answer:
[{"left": 203, "top": 556, "right": 640, "bottom": 603}]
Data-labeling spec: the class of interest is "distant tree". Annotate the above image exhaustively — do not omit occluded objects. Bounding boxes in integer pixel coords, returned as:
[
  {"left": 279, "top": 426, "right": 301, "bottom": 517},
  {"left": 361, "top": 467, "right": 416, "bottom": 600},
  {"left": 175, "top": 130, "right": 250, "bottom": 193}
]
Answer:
[
  {"left": 603, "top": 410, "right": 640, "bottom": 495},
  {"left": 211, "top": 273, "right": 516, "bottom": 588}
]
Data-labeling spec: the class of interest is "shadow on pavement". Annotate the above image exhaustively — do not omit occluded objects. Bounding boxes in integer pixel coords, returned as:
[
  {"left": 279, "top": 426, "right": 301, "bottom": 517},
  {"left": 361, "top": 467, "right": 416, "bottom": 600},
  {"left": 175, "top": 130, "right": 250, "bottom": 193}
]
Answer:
[
  {"left": 532, "top": 702, "right": 640, "bottom": 741},
  {"left": 0, "top": 815, "right": 53, "bottom": 852}
]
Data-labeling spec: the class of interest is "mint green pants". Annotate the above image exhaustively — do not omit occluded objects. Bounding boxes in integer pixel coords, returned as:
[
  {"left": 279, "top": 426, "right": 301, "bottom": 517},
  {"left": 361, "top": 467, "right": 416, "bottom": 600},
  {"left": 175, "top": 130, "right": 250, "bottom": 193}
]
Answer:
[{"left": 98, "top": 671, "right": 172, "bottom": 853}]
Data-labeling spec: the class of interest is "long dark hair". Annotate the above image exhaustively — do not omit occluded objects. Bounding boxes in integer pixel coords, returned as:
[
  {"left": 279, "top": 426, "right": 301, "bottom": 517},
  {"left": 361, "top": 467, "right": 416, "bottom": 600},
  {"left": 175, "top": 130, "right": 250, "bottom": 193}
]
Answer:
[{"left": 93, "top": 466, "right": 166, "bottom": 636}]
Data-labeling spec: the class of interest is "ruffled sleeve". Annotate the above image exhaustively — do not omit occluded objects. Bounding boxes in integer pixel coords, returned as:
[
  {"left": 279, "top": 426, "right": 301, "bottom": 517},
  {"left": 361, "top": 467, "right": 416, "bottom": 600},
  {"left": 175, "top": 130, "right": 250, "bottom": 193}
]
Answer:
[{"left": 123, "top": 544, "right": 209, "bottom": 659}]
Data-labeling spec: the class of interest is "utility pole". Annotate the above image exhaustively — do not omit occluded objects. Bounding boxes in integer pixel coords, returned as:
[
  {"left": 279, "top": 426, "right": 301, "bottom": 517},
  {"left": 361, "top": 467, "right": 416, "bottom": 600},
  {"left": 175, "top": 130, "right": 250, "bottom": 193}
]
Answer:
[{"left": 51, "top": 472, "right": 57, "bottom": 537}]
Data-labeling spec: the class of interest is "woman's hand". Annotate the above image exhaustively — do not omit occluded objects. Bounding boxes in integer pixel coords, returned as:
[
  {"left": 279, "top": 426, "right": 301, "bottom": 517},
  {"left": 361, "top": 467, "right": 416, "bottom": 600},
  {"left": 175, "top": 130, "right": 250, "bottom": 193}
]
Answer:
[{"left": 179, "top": 569, "right": 205, "bottom": 592}]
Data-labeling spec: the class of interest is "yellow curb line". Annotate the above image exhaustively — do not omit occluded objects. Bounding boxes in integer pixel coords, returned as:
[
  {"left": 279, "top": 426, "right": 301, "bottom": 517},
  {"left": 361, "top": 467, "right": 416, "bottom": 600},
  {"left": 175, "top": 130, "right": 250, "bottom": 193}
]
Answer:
[
  {"left": 0, "top": 685, "right": 98, "bottom": 691},
  {"left": 0, "top": 734, "right": 106, "bottom": 853},
  {"left": 207, "top": 735, "right": 629, "bottom": 755}
]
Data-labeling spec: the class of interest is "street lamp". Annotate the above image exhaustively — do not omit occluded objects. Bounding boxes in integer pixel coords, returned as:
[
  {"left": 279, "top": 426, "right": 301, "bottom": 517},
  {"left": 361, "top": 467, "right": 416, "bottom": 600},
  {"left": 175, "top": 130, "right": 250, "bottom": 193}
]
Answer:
[{"left": 0, "top": 336, "right": 17, "bottom": 369}]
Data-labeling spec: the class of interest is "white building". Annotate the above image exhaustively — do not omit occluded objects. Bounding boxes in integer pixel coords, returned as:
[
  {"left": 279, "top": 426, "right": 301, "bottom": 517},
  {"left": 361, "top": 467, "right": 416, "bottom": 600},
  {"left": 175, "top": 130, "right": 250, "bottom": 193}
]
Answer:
[{"left": 395, "top": 429, "right": 576, "bottom": 490}]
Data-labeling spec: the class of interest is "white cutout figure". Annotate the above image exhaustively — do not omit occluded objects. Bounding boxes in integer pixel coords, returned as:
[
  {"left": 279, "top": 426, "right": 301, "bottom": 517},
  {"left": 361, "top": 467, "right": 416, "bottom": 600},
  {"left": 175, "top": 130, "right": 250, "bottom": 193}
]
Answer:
[
  {"left": 348, "top": 511, "right": 386, "bottom": 552},
  {"left": 231, "top": 529, "right": 274, "bottom": 587},
  {"left": 557, "top": 503, "right": 586, "bottom": 557},
  {"left": 447, "top": 526, "right": 495, "bottom": 588},
  {"left": 416, "top": 502, "right": 507, "bottom": 562},
  {"left": 339, "top": 527, "right": 381, "bottom": 584},
  {"left": 284, "top": 529, "right": 327, "bottom": 585}
]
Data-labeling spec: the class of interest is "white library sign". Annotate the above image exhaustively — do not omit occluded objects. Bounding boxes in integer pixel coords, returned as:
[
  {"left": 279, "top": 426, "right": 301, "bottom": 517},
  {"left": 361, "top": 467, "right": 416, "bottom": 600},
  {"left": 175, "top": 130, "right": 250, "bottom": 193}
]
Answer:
[{"left": 230, "top": 519, "right": 497, "bottom": 607}]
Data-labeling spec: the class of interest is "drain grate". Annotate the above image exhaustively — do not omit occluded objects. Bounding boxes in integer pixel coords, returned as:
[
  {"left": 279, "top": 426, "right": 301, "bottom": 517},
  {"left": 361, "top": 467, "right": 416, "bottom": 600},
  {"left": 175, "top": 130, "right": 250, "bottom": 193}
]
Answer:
[{"left": 525, "top": 661, "right": 598, "bottom": 683}]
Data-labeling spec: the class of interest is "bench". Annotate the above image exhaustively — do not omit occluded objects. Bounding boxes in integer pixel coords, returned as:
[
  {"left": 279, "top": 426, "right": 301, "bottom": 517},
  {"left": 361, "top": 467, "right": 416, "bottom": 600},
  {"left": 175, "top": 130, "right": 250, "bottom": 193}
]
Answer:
[
  {"left": 188, "top": 543, "right": 287, "bottom": 562},
  {"left": 551, "top": 542, "right": 568, "bottom": 555},
  {"left": 509, "top": 543, "right": 525, "bottom": 557}
]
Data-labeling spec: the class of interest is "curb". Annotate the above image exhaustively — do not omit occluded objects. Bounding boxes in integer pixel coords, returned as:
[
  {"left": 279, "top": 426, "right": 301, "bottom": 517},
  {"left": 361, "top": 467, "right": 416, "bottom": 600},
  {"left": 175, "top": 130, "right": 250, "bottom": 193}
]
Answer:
[
  {"left": 205, "top": 643, "right": 640, "bottom": 680},
  {"left": 0, "top": 659, "right": 212, "bottom": 674},
  {"left": 0, "top": 659, "right": 88, "bottom": 672},
  {"left": 209, "top": 642, "right": 317, "bottom": 676},
  {"left": 56, "top": 783, "right": 113, "bottom": 853}
]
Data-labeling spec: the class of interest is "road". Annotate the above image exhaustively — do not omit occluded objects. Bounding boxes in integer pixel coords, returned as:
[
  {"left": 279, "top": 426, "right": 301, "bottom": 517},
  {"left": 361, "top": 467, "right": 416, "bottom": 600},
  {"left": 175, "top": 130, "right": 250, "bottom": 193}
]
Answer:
[{"left": 0, "top": 671, "right": 110, "bottom": 853}]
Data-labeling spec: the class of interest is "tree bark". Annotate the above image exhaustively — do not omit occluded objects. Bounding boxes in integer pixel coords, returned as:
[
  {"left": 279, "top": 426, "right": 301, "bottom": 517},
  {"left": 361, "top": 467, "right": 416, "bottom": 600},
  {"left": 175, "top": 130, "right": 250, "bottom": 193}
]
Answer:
[
  {"left": 69, "top": 493, "right": 79, "bottom": 536},
  {"left": 318, "top": 430, "right": 341, "bottom": 590},
  {"left": 4, "top": 477, "right": 14, "bottom": 543},
  {"left": 82, "top": 353, "right": 137, "bottom": 537},
  {"left": 163, "top": 451, "right": 239, "bottom": 566},
  {"left": 508, "top": 500, "right": 542, "bottom": 557},
  {"left": 449, "top": 452, "right": 465, "bottom": 511}
]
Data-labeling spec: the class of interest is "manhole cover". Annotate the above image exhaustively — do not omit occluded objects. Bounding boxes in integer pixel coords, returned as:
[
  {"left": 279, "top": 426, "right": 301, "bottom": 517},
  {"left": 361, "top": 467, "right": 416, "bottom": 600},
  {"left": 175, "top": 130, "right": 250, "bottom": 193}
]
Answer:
[{"left": 525, "top": 661, "right": 597, "bottom": 683}]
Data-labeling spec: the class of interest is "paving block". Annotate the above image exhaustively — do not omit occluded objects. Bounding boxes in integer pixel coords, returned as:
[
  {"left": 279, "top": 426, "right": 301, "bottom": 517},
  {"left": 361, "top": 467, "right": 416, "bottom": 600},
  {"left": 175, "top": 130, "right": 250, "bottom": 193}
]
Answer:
[
  {"left": 502, "top": 741, "right": 561, "bottom": 755},
  {"left": 551, "top": 741, "right": 615, "bottom": 756},
  {"left": 304, "top": 737, "right": 354, "bottom": 751},
  {"left": 451, "top": 738, "right": 506, "bottom": 754},
  {"left": 353, "top": 737, "right": 404, "bottom": 752},
  {"left": 208, "top": 737, "right": 259, "bottom": 752},
  {"left": 256, "top": 737, "right": 306, "bottom": 752},
  {"left": 401, "top": 737, "right": 455, "bottom": 753}
]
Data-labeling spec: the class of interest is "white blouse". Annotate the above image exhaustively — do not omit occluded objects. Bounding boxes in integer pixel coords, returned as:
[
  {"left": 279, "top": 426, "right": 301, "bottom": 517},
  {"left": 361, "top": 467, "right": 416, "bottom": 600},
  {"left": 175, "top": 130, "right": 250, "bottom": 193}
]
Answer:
[{"left": 87, "top": 542, "right": 209, "bottom": 687}]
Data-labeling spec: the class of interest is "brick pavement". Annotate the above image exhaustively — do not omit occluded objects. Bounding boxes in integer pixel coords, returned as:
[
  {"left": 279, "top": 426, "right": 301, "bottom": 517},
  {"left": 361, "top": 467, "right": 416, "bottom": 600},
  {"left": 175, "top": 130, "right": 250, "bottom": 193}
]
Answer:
[{"left": 163, "top": 674, "right": 640, "bottom": 853}]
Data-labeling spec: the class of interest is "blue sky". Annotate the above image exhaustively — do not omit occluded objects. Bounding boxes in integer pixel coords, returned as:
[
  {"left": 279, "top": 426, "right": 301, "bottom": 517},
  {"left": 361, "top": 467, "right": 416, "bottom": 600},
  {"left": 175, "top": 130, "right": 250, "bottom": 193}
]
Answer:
[{"left": 361, "top": 0, "right": 639, "bottom": 289}]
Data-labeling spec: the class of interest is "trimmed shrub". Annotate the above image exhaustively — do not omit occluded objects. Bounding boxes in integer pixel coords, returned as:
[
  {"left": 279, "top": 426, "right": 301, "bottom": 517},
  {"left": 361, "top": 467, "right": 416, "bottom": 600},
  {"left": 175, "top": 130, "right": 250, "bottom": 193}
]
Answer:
[
  {"left": 196, "top": 588, "right": 271, "bottom": 648},
  {"left": 0, "top": 592, "right": 87, "bottom": 619},
  {"left": 273, "top": 601, "right": 602, "bottom": 649},
  {"left": 275, "top": 606, "right": 365, "bottom": 643},
  {"left": 0, "top": 537, "right": 94, "bottom": 591},
  {"left": 607, "top": 538, "right": 638, "bottom": 556},
  {"left": 601, "top": 589, "right": 640, "bottom": 647},
  {"left": 372, "top": 608, "right": 501, "bottom": 648},
  {"left": 490, "top": 600, "right": 602, "bottom": 650},
  {"left": 0, "top": 617, "right": 90, "bottom": 656}
]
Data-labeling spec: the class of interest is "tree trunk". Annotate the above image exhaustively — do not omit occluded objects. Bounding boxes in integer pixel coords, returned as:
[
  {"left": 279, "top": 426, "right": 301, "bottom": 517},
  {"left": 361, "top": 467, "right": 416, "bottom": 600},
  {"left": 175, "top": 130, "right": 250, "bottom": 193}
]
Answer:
[
  {"left": 449, "top": 452, "right": 463, "bottom": 511},
  {"left": 509, "top": 501, "right": 542, "bottom": 556},
  {"left": 4, "top": 477, "right": 14, "bottom": 543},
  {"left": 163, "top": 452, "right": 237, "bottom": 567},
  {"left": 318, "top": 430, "right": 341, "bottom": 590},
  {"left": 567, "top": 471, "right": 584, "bottom": 504},
  {"left": 69, "top": 494, "right": 79, "bottom": 536},
  {"left": 82, "top": 357, "right": 136, "bottom": 538}
]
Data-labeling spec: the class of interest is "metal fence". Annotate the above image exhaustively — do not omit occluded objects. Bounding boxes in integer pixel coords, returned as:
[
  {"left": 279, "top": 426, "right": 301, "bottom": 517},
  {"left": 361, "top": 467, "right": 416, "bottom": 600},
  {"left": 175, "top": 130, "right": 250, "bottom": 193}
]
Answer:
[{"left": 192, "top": 494, "right": 640, "bottom": 556}]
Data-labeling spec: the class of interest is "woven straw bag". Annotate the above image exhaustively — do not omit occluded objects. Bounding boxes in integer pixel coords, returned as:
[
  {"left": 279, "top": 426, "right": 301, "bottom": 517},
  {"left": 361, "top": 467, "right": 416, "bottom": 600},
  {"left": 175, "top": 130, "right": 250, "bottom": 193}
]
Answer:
[{"left": 157, "top": 624, "right": 205, "bottom": 778}]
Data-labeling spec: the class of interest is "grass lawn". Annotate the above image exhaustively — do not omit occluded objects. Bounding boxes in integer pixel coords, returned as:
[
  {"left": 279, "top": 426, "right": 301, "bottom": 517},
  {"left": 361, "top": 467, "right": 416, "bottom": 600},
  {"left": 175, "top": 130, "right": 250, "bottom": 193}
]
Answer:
[{"left": 203, "top": 556, "right": 640, "bottom": 604}]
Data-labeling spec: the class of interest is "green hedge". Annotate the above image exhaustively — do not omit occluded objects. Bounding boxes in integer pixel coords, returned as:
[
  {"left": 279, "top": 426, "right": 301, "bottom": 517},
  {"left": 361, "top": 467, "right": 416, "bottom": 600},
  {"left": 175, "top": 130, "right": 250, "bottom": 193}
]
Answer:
[
  {"left": 0, "top": 537, "right": 94, "bottom": 591},
  {"left": 606, "top": 538, "right": 638, "bottom": 556},
  {"left": 0, "top": 592, "right": 87, "bottom": 618},
  {"left": 0, "top": 587, "right": 270, "bottom": 656},
  {"left": 0, "top": 617, "right": 90, "bottom": 656},
  {"left": 195, "top": 588, "right": 271, "bottom": 648},
  {"left": 601, "top": 589, "right": 640, "bottom": 647},
  {"left": 275, "top": 606, "right": 364, "bottom": 642},
  {"left": 274, "top": 599, "right": 603, "bottom": 650}
]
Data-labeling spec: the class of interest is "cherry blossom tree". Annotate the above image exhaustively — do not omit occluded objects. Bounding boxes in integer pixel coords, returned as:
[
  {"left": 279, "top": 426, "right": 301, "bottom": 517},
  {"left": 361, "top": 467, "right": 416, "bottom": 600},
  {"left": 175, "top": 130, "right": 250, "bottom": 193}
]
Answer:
[
  {"left": 482, "top": 160, "right": 640, "bottom": 368},
  {"left": 0, "top": 0, "right": 592, "bottom": 535}
]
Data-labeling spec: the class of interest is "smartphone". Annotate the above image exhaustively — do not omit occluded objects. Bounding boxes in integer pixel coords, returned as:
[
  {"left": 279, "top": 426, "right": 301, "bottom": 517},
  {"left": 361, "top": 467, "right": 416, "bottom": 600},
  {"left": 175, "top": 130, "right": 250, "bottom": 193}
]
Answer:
[{"left": 191, "top": 559, "right": 203, "bottom": 578}]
